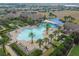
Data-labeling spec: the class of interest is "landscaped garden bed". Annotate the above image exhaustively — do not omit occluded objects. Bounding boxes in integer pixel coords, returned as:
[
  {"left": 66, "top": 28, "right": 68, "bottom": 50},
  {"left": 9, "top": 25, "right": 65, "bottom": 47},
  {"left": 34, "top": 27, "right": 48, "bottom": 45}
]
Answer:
[
  {"left": 10, "top": 43, "right": 27, "bottom": 56},
  {"left": 29, "top": 49, "right": 43, "bottom": 56}
]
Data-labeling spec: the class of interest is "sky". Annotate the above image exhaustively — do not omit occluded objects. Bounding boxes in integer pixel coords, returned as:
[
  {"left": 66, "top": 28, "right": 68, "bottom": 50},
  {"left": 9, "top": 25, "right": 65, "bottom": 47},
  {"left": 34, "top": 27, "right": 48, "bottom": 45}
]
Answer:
[{"left": 0, "top": 0, "right": 79, "bottom": 3}]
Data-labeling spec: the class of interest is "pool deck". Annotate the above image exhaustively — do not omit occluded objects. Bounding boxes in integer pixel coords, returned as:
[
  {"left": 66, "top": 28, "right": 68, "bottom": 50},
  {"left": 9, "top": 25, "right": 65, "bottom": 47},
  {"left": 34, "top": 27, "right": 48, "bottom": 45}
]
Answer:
[
  {"left": 9, "top": 25, "right": 57, "bottom": 52},
  {"left": 9, "top": 25, "right": 57, "bottom": 41}
]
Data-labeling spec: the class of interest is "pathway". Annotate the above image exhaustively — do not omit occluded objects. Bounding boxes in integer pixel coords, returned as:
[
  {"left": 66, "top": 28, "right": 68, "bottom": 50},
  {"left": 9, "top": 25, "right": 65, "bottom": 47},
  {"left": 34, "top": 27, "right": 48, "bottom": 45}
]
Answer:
[{"left": 67, "top": 45, "right": 75, "bottom": 56}]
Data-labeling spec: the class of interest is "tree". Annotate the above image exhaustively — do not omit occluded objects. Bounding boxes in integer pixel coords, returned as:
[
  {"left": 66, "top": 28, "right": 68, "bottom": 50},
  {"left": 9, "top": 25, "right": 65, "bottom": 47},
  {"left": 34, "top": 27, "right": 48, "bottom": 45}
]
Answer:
[
  {"left": 63, "top": 35, "right": 73, "bottom": 51},
  {"left": 64, "top": 16, "right": 75, "bottom": 22},
  {"left": 44, "top": 45, "right": 48, "bottom": 50},
  {"left": 53, "top": 30, "right": 59, "bottom": 37},
  {"left": 0, "top": 34, "right": 9, "bottom": 55},
  {"left": 71, "top": 32, "right": 79, "bottom": 45},
  {"left": 59, "top": 44, "right": 67, "bottom": 55},
  {"left": 64, "top": 16, "right": 68, "bottom": 22},
  {"left": 27, "top": 17, "right": 34, "bottom": 25},
  {"left": 49, "top": 12, "right": 53, "bottom": 16},
  {"left": 43, "top": 15, "right": 47, "bottom": 20},
  {"left": 49, "top": 13, "right": 57, "bottom": 18},
  {"left": 43, "top": 37, "right": 49, "bottom": 45},
  {"left": 29, "top": 31, "right": 35, "bottom": 44},
  {"left": 49, "top": 34, "right": 53, "bottom": 42},
  {"left": 68, "top": 16, "right": 75, "bottom": 22},
  {"left": 46, "top": 23, "right": 51, "bottom": 35},
  {"left": 36, "top": 39, "right": 43, "bottom": 48}
]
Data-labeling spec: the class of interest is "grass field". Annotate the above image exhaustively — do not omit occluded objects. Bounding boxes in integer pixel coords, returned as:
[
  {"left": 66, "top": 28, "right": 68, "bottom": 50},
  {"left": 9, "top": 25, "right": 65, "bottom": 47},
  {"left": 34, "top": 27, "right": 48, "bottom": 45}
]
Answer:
[
  {"left": 69, "top": 45, "right": 79, "bottom": 56},
  {"left": 53, "top": 11, "right": 79, "bottom": 19},
  {"left": 53, "top": 10, "right": 79, "bottom": 24}
]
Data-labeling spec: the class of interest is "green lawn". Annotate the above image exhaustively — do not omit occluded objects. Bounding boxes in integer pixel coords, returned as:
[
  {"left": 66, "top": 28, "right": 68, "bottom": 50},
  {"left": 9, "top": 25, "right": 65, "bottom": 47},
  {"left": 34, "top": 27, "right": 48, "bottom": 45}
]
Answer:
[{"left": 69, "top": 45, "right": 79, "bottom": 56}]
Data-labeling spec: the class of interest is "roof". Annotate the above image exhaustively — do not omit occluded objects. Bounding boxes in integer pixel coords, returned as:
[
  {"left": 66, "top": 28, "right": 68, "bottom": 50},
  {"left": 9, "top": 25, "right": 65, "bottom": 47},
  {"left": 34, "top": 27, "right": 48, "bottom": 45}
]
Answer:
[{"left": 64, "top": 22, "right": 79, "bottom": 32}]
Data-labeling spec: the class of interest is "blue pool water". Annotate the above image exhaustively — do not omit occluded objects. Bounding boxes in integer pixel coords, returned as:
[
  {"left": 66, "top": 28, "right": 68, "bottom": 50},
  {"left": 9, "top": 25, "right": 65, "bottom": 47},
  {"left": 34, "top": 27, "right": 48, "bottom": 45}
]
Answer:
[{"left": 17, "top": 18, "right": 64, "bottom": 41}]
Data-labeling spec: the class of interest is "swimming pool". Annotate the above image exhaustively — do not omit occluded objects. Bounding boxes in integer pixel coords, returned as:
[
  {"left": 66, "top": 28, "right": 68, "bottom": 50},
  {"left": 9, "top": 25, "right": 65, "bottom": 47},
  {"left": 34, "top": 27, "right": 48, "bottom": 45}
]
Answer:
[{"left": 16, "top": 18, "right": 64, "bottom": 41}]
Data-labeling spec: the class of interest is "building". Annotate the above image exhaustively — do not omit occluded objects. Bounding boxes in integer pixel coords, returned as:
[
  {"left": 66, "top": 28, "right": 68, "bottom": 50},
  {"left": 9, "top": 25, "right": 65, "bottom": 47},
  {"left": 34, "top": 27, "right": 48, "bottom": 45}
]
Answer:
[{"left": 64, "top": 22, "right": 79, "bottom": 34}]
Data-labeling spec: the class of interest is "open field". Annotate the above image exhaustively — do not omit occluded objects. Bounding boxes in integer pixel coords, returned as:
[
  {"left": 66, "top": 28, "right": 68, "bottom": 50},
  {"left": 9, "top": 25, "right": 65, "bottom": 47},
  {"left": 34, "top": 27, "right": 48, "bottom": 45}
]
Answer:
[
  {"left": 69, "top": 45, "right": 79, "bottom": 56},
  {"left": 53, "top": 11, "right": 79, "bottom": 19},
  {"left": 52, "top": 10, "right": 79, "bottom": 24},
  {"left": 44, "top": 10, "right": 79, "bottom": 24}
]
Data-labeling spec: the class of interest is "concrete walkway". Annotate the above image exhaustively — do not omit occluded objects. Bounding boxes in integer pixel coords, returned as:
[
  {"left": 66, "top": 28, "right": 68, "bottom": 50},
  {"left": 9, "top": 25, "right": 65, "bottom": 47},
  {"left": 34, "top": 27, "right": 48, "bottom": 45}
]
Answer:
[
  {"left": 5, "top": 45, "right": 17, "bottom": 56},
  {"left": 67, "top": 45, "right": 75, "bottom": 56}
]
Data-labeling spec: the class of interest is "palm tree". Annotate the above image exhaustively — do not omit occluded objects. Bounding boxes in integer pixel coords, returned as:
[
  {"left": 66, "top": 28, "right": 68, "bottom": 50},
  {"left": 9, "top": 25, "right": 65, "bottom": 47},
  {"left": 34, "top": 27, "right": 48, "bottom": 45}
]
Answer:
[
  {"left": 67, "top": 16, "right": 71, "bottom": 22},
  {"left": 64, "top": 16, "right": 75, "bottom": 22},
  {"left": 43, "top": 15, "right": 47, "bottom": 20},
  {"left": 49, "top": 34, "right": 53, "bottom": 42},
  {"left": 49, "top": 12, "right": 53, "bottom": 16},
  {"left": 43, "top": 37, "right": 49, "bottom": 45},
  {"left": 29, "top": 31, "right": 35, "bottom": 44},
  {"left": 53, "top": 30, "right": 57, "bottom": 36},
  {"left": 36, "top": 39, "right": 43, "bottom": 48},
  {"left": 64, "top": 16, "right": 68, "bottom": 22},
  {"left": 46, "top": 23, "right": 51, "bottom": 35},
  {"left": 0, "top": 35, "right": 9, "bottom": 55},
  {"left": 49, "top": 13, "right": 57, "bottom": 18},
  {"left": 68, "top": 16, "right": 75, "bottom": 22}
]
